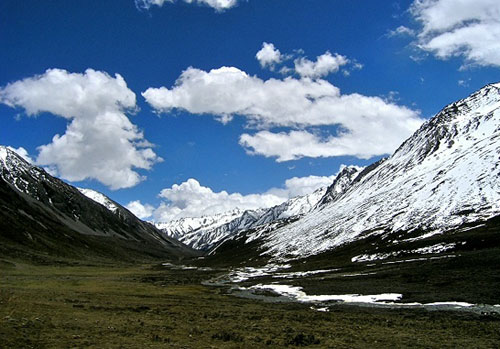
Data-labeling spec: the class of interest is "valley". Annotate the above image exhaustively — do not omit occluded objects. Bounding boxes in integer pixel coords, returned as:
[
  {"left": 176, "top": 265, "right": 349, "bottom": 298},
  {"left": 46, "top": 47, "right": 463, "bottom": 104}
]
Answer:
[
  {"left": 1, "top": 258, "right": 499, "bottom": 348},
  {"left": 2, "top": 83, "right": 500, "bottom": 347}
]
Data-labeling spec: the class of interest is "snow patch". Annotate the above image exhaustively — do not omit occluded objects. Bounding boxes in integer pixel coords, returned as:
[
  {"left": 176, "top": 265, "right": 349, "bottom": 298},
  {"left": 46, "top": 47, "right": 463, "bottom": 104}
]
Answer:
[
  {"left": 249, "top": 284, "right": 402, "bottom": 304},
  {"left": 351, "top": 243, "right": 457, "bottom": 263},
  {"left": 77, "top": 188, "right": 119, "bottom": 213}
]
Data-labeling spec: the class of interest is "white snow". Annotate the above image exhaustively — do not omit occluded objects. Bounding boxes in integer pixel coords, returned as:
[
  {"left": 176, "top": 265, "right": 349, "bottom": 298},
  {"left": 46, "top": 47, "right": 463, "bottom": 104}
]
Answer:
[
  {"left": 424, "top": 302, "right": 473, "bottom": 307},
  {"left": 77, "top": 188, "right": 119, "bottom": 213},
  {"left": 248, "top": 284, "right": 402, "bottom": 304},
  {"left": 0, "top": 145, "right": 47, "bottom": 194},
  {"left": 156, "top": 185, "right": 334, "bottom": 250},
  {"left": 351, "top": 243, "right": 457, "bottom": 263},
  {"left": 272, "top": 269, "right": 335, "bottom": 279},
  {"left": 226, "top": 264, "right": 291, "bottom": 283},
  {"left": 0, "top": 146, "right": 7, "bottom": 163},
  {"left": 250, "top": 84, "right": 500, "bottom": 259}
]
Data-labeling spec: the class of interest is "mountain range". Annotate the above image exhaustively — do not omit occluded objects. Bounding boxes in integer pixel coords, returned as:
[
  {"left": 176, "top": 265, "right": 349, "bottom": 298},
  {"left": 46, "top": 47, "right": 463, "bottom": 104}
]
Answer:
[
  {"left": 154, "top": 175, "right": 362, "bottom": 251},
  {"left": 2, "top": 83, "right": 500, "bottom": 269}
]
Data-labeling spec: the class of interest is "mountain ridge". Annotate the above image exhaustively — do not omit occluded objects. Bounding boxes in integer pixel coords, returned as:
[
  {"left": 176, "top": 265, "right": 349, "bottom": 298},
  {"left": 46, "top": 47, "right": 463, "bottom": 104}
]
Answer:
[
  {"left": 155, "top": 166, "right": 364, "bottom": 250},
  {"left": 203, "top": 82, "right": 500, "bottom": 261},
  {"left": 0, "top": 146, "right": 198, "bottom": 262}
]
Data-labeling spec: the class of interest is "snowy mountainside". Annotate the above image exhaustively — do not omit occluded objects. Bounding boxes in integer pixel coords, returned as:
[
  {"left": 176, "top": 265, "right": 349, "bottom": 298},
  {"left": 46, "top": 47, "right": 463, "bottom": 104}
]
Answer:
[
  {"left": 317, "top": 165, "right": 365, "bottom": 207},
  {"left": 155, "top": 209, "right": 243, "bottom": 241},
  {"left": 179, "top": 209, "right": 265, "bottom": 250},
  {"left": 253, "top": 187, "right": 327, "bottom": 227},
  {"left": 241, "top": 83, "right": 500, "bottom": 259},
  {"left": 157, "top": 167, "right": 364, "bottom": 251},
  {"left": 77, "top": 188, "right": 119, "bottom": 213},
  {"left": 1, "top": 146, "right": 49, "bottom": 197}
]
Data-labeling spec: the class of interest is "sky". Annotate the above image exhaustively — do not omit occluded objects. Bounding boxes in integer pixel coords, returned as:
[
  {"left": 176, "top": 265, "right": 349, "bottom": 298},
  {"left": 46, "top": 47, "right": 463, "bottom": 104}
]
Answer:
[{"left": 1, "top": 0, "right": 500, "bottom": 222}]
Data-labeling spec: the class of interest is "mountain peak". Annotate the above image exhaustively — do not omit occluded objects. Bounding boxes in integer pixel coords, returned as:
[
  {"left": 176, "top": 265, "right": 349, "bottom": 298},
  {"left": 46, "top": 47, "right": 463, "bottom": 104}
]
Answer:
[
  {"left": 251, "top": 82, "right": 500, "bottom": 259},
  {"left": 317, "top": 165, "right": 364, "bottom": 206}
]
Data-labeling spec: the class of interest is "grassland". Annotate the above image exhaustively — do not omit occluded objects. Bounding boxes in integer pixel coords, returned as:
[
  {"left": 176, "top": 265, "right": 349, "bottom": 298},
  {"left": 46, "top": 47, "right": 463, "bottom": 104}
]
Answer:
[{"left": 1, "top": 259, "right": 499, "bottom": 348}]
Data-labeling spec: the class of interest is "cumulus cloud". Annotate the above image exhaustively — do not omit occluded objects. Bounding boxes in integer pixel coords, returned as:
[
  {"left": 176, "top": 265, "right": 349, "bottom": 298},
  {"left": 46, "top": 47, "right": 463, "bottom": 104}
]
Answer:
[
  {"left": 137, "top": 173, "right": 339, "bottom": 221},
  {"left": 153, "top": 178, "right": 284, "bottom": 220},
  {"left": 0, "top": 68, "right": 160, "bottom": 189},
  {"left": 410, "top": 0, "right": 500, "bottom": 67},
  {"left": 143, "top": 66, "right": 422, "bottom": 161},
  {"left": 126, "top": 200, "right": 155, "bottom": 220},
  {"left": 135, "top": 0, "right": 238, "bottom": 11},
  {"left": 294, "top": 52, "right": 349, "bottom": 79},
  {"left": 265, "top": 174, "right": 337, "bottom": 198},
  {"left": 256, "top": 42, "right": 283, "bottom": 69},
  {"left": 239, "top": 125, "right": 413, "bottom": 161}
]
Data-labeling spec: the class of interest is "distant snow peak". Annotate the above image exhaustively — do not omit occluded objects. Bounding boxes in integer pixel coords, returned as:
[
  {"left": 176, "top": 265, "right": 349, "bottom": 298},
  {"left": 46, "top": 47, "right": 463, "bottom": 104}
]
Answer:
[
  {"left": 156, "top": 163, "right": 370, "bottom": 251},
  {"left": 156, "top": 184, "right": 332, "bottom": 250}
]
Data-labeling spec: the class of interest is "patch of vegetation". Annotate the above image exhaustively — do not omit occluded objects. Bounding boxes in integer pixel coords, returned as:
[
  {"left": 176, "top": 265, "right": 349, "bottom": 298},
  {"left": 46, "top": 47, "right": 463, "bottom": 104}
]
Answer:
[{"left": 1, "top": 261, "right": 499, "bottom": 348}]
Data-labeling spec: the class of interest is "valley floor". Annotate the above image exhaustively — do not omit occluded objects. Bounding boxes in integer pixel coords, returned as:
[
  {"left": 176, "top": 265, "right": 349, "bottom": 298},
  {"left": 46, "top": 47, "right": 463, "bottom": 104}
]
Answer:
[{"left": 1, "top": 261, "right": 499, "bottom": 348}]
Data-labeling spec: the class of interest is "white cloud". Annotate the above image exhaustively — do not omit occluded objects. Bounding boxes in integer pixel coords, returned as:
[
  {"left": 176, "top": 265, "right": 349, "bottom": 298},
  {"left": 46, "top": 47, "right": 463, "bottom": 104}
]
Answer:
[
  {"left": 126, "top": 200, "right": 155, "bottom": 220},
  {"left": 294, "top": 52, "right": 349, "bottom": 78},
  {"left": 0, "top": 68, "right": 160, "bottom": 189},
  {"left": 143, "top": 66, "right": 421, "bottom": 128},
  {"left": 154, "top": 178, "right": 284, "bottom": 221},
  {"left": 135, "top": 0, "right": 238, "bottom": 11},
  {"left": 256, "top": 42, "right": 283, "bottom": 69},
  {"left": 146, "top": 173, "right": 340, "bottom": 221},
  {"left": 239, "top": 125, "right": 413, "bottom": 162},
  {"left": 6, "top": 146, "right": 33, "bottom": 164},
  {"left": 143, "top": 66, "right": 422, "bottom": 161},
  {"left": 266, "top": 175, "right": 337, "bottom": 198},
  {"left": 387, "top": 25, "right": 416, "bottom": 37},
  {"left": 410, "top": 0, "right": 500, "bottom": 67}
]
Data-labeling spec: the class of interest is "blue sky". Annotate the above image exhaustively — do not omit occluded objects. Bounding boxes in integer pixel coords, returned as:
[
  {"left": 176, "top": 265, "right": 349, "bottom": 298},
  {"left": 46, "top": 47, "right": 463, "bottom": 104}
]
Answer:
[{"left": 1, "top": 0, "right": 500, "bottom": 221}]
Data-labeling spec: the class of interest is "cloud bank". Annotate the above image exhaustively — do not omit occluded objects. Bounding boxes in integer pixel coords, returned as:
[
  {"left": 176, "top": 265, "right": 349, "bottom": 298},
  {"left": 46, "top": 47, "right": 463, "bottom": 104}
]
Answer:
[
  {"left": 0, "top": 68, "right": 160, "bottom": 189},
  {"left": 143, "top": 59, "right": 423, "bottom": 161},
  {"left": 127, "top": 174, "right": 338, "bottom": 221},
  {"left": 410, "top": 0, "right": 500, "bottom": 67}
]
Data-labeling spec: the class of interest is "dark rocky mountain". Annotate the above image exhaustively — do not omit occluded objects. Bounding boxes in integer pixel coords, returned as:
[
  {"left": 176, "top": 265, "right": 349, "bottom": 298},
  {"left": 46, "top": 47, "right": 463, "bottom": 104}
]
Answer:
[{"left": 0, "top": 146, "right": 198, "bottom": 263}]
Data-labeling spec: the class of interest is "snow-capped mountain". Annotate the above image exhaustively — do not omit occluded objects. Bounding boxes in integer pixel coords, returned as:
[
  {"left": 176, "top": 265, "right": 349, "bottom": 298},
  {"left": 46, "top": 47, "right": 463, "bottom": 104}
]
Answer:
[
  {"left": 253, "top": 187, "right": 327, "bottom": 227},
  {"left": 0, "top": 146, "right": 197, "bottom": 260},
  {"left": 157, "top": 167, "right": 364, "bottom": 250},
  {"left": 178, "top": 209, "right": 265, "bottom": 250},
  {"left": 241, "top": 83, "right": 500, "bottom": 259},
  {"left": 316, "top": 165, "right": 365, "bottom": 207},
  {"left": 155, "top": 209, "right": 244, "bottom": 241}
]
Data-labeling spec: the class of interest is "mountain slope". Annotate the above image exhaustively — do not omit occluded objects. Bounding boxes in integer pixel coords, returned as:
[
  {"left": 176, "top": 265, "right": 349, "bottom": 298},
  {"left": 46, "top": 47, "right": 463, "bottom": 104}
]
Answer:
[
  {"left": 205, "top": 83, "right": 500, "bottom": 262},
  {"left": 0, "top": 146, "right": 198, "bottom": 262},
  {"left": 157, "top": 168, "right": 363, "bottom": 251},
  {"left": 77, "top": 187, "right": 119, "bottom": 213}
]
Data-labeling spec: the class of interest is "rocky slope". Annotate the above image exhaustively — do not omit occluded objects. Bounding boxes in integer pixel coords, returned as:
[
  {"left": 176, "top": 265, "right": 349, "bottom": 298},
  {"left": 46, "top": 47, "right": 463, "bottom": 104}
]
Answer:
[
  {"left": 0, "top": 146, "right": 197, "bottom": 262},
  {"left": 243, "top": 83, "right": 500, "bottom": 259}
]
